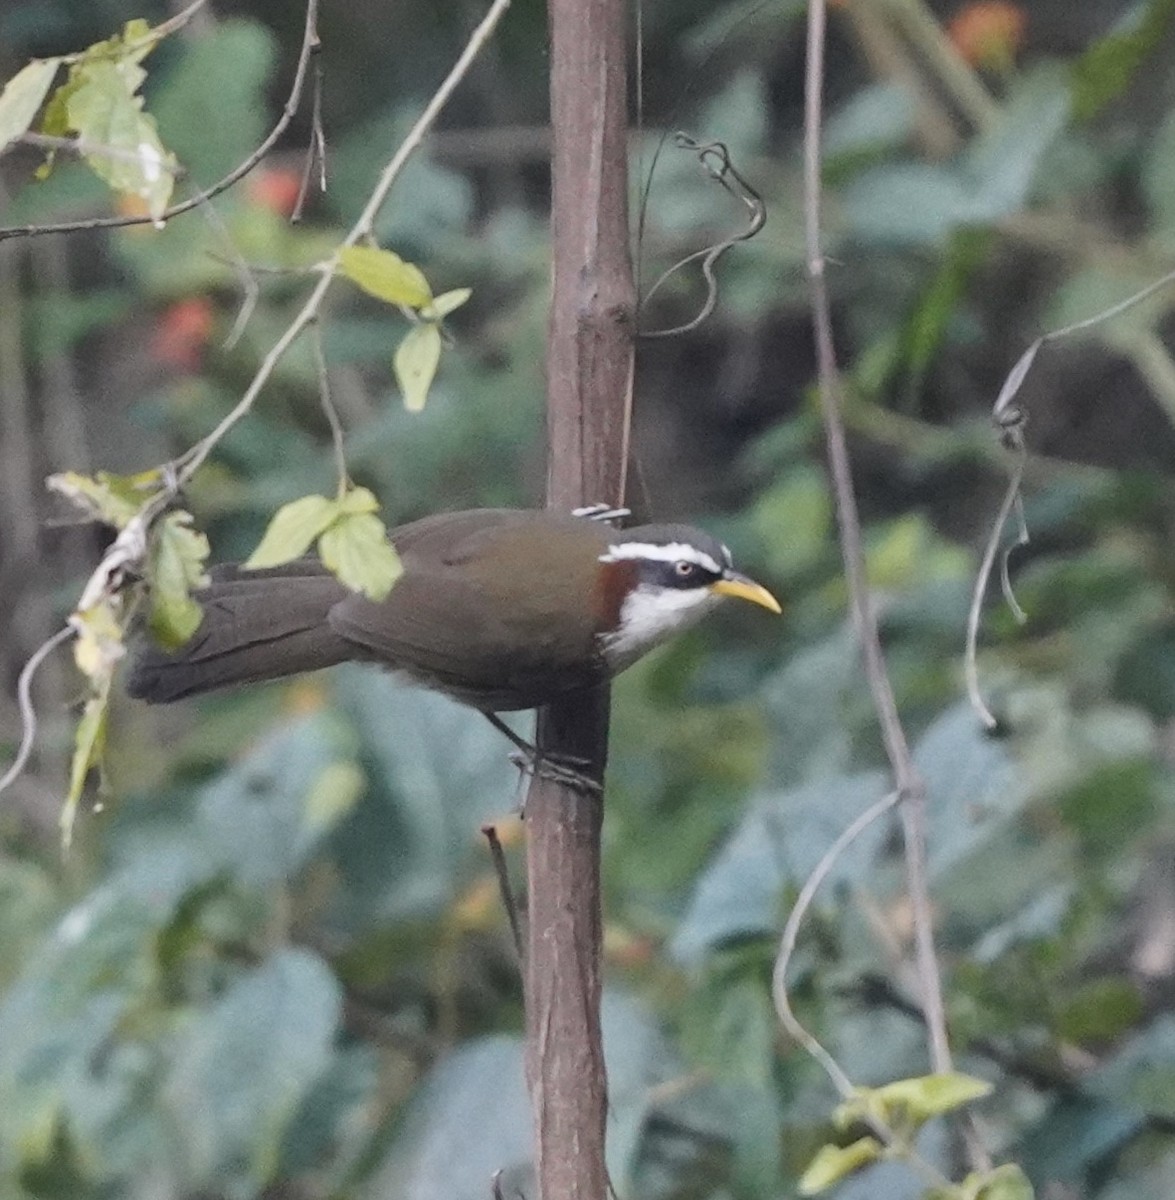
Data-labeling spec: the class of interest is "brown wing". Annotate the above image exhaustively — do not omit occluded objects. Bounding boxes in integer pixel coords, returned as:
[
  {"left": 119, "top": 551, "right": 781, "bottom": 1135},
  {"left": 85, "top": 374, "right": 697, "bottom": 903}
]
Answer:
[{"left": 329, "top": 510, "right": 613, "bottom": 710}]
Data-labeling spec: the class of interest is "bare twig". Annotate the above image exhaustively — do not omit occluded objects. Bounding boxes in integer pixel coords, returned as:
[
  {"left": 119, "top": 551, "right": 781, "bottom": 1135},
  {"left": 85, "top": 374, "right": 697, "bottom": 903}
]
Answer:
[
  {"left": 310, "top": 319, "right": 349, "bottom": 495},
  {"left": 167, "top": 0, "right": 513, "bottom": 490},
  {"left": 800, "top": 0, "right": 954, "bottom": 1078},
  {"left": 15, "top": 132, "right": 188, "bottom": 176},
  {"left": 292, "top": 32, "right": 327, "bottom": 224},
  {"left": 965, "top": 449, "right": 1026, "bottom": 730},
  {"left": 0, "top": 627, "right": 74, "bottom": 797},
  {"left": 773, "top": 790, "right": 901, "bottom": 1098},
  {"left": 481, "top": 823, "right": 524, "bottom": 962},
  {"left": 967, "top": 264, "right": 1175, "bottom": 726},
  {"left": 0, "top": 0, "right": 319, "bottom": 243}
]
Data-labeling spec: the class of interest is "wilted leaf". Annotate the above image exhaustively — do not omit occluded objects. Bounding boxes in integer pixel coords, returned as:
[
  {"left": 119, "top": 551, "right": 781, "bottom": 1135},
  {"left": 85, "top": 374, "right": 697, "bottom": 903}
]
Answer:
[
  {"left": 0, "top": 59, "right": 61, "bottom": 152},
  {"left": 65, "top": 58, "right": 176, "bottom": 220},
  {"left": 394, "top": 322, "right": 442, "bottom": 411},
  {"left": 47, "top": 468, "right": 162, "bottom": 528},
  {"left": 246, "top": 494, "right": 340, "bottom": 569},
  {"left": 148, "top": 510, "right": 209, "bottom": 650},
  {"left": 798, "top": 1138, "right": 884, "bottom": 1195},
  {"left": 319, "top": 513, "right": 402, "bottom": 601},
  {"left": 63, "top": 685, "right": 110, "bottom": 849},
  {"left": 424, "top": 287, "right": 471, "bottom": 319},
  {"left": 339, "top": 245, "right": 432, "bottom": 308},
  {"left": 71, "top": 600, "right": 125, "bottom": 682}
]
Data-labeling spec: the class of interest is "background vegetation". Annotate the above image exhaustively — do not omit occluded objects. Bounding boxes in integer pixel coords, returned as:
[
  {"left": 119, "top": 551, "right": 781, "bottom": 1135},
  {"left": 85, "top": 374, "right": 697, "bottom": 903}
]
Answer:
[{"left": 2, "top": 0, "right": 1175, "bottom": 1197}]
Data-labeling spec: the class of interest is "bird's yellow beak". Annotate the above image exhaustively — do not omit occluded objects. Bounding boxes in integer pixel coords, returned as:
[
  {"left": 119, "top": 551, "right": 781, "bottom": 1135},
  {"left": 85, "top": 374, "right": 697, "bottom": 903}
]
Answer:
[{"left": 710, "top": 571, "right": 782, "bottom": 614}]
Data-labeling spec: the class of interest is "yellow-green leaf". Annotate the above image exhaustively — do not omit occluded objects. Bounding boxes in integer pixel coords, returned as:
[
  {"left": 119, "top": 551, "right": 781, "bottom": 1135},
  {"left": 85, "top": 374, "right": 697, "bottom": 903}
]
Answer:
[
  {"left": 835, "top": 1073, "right": 994, "bottom": 1133},
  {"left": 339, "top": 245, "right": 432, "bottom": 309},
  {"left": 246, "top": 495, "right": 340, "bottom": 569},
  {"left": 62, "top": 683, "right": 110, "bottom": 849},
  {"left": 977, "top": 1164, "right": 1034, "bottom": 1200},
  {"left": 337, "top": 485, "right": 381, "bottom": 516},
  {"left": 148, "top": 510, "right": 209, "bottom": 650},
  {"left": 394, "top": 322, "right": 442, "bottom": 412},
  {"left": 319, "top": 513, "right": 402, "bottom": 601},
  {"left": 798, "top": 1138, "right": 884, "bottom": 1195},
  {"left": 0, "top": 59, "right": 61, "bottom": 152},
  {"left": 47, "top": 468, "right": 163, "bottom": 528},
  {"left": 423, "top": 287, "right": 472, "bottom": 320}
]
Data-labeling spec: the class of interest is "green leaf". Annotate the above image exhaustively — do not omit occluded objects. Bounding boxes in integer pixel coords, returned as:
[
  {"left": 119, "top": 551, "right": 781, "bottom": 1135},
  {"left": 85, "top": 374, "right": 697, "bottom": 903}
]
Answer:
[
  {"left": 64, "top": 58, "right": 177, "bottom": 220},
  {"left": 338, "top": 245, "right": 432, "bottom": 308},
  {"left": 63, "top": 684, "right": 110, "bottom": 849},
  {"left": 148, "top": 510, "right": 210, "bottom": 650},
  {"left": 394, "top": 322, "right": 442, "bottom": 412},
  {"left": 47, "top": 468, "right": 162, "bottom": 528},
  {"left": 1072, "top": 0, "right": 1175, "bottom": 121},
  {"left": 835, "top": 1073, "right": 993, "bottom": 1133},
  {"left": 0, "top": 59, "right": 61, "bottom": 152},
  {"left": 245, "top": 494, "right": 340, "bottom": 569},
  {"left": 319, "top": 513, "right": 402, "bottom": 601},
  {"left": 797, "top": 1138, "right": 884, "bottom": 1195},
  {"left": 423, "top": 287, "right": 472, "bottom": 319}
]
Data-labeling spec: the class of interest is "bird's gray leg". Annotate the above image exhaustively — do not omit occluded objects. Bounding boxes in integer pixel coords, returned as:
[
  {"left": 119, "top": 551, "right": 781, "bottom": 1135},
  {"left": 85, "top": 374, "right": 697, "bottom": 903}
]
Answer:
[{"left": 482, "top": 712, "right": 602, "bottom": 796}]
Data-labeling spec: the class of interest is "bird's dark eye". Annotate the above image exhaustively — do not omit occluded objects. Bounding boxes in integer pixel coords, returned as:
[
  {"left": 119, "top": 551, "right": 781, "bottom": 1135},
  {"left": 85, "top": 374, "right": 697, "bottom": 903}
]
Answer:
[{"left": 675, "top": 561, "right": 695, "bottom": 578}]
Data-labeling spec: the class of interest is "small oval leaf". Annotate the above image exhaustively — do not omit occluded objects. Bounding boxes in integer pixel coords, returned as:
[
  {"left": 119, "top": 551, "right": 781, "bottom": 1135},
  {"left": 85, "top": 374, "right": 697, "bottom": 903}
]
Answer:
[
  {"left": 424, "top": 287, "right": 472, "bottom": 319},
  {"left": 319, "top": 513, "right": 402, "bottom": 602},
  {"left": 246, "top": 495, "right": 340, "bottom": 570},
  {"left": 339, "top": 245, "right": 432, "bottom": 309},
  {"left": 394, "top": 323, "right": 442, "bottom": 412},
  {"left": 798, "top": 1138, "right": 884, "bottom": 1195}
]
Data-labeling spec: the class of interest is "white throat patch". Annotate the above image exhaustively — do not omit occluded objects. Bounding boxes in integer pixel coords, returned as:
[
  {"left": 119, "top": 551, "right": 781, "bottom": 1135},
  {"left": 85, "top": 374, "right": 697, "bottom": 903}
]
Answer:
[{"left": 598, "top": 583, "right": 723, "bottom": 672}]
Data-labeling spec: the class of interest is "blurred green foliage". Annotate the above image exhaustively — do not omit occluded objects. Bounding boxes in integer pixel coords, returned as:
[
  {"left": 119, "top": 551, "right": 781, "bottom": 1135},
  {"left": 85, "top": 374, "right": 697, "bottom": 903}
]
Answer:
[{"left": 2, "top": 1, "right": 1175, "bottom": 1198}]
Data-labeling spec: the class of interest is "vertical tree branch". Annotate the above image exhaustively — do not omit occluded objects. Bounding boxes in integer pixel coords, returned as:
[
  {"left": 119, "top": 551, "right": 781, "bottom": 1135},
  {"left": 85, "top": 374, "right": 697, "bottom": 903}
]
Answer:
[{"left": 525, "top": 0, "right": 634, "bottom": 1196}]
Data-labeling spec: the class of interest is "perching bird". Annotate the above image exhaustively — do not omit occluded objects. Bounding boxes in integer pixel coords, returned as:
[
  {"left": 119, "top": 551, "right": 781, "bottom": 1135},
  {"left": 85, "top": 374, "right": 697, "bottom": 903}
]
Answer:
[{"left": 128, "top": 508, "right": 780, "bottom": 779}]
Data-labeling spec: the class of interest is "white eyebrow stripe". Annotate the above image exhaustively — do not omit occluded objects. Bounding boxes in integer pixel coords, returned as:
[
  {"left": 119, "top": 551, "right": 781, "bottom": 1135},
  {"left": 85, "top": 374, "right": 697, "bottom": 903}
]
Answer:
[{"left": 599, "top": 542, "right": 723, "bottom": 575}]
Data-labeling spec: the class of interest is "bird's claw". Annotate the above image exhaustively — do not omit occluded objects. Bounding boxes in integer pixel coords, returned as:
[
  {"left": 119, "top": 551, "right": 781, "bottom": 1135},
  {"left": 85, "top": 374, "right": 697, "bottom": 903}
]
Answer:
[
  {"left": 508, "top": 749, "right": 602, "bottom": 795},
  {"left": 572, "top": 504, "right": 631, "bottom": 526}
]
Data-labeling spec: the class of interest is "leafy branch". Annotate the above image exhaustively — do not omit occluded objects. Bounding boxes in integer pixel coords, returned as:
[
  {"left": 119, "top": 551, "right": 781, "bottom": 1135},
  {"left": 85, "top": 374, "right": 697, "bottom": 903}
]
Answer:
[{"left": 0, "top": 0, "right": 514, "bottom": 842}]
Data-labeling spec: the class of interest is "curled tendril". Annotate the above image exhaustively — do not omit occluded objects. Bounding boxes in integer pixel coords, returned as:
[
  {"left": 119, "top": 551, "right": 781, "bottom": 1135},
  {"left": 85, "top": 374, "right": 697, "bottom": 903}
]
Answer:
[{"left": 639, "top": 134, "right": 766, "bottom": 339}]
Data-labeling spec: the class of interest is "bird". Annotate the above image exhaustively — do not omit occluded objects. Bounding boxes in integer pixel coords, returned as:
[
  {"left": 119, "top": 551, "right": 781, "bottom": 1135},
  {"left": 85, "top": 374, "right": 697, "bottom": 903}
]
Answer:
[{"left": 127, "top": 507, "right": 780, "bottom": 784}]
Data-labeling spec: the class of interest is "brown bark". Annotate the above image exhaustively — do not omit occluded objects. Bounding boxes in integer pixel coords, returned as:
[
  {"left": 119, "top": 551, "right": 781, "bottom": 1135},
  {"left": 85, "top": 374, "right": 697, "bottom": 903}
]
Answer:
[{"left": 523, "top": 0, "right": 634, "bottom": 1196}]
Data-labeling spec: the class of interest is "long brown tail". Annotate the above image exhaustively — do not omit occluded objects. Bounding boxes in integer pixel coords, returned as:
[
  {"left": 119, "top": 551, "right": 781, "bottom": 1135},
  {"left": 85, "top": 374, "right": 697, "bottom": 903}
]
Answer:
[{"left": 126, "top": 561, "right": 356, "bottom": 703}]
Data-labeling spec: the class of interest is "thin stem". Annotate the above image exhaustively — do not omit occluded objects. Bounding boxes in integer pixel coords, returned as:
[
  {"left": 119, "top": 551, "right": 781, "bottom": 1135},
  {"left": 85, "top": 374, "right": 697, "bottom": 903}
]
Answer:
[
  {"left": 803, "top": 0, "right": 952, "bottom": 1075},
  {"left": 773, "top": 791, "right": 901, "bottom": 1099},
  {"left": 171, "top": 0, "right": 512, "bottom": 489}
]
